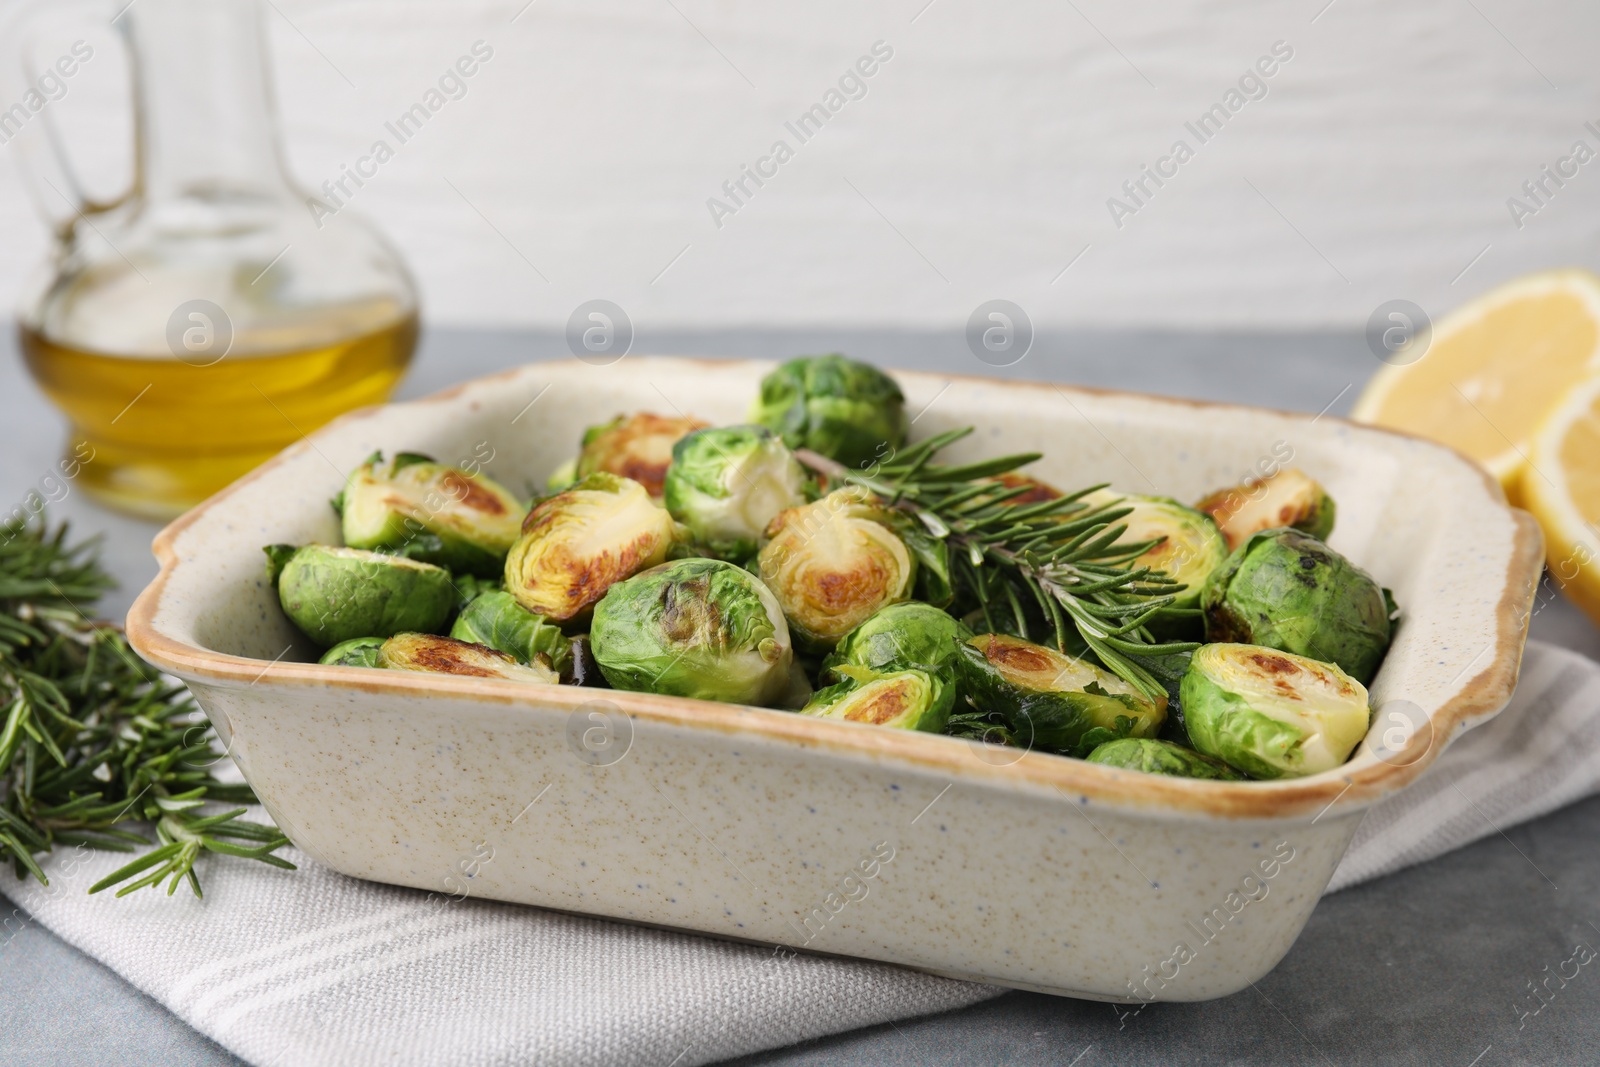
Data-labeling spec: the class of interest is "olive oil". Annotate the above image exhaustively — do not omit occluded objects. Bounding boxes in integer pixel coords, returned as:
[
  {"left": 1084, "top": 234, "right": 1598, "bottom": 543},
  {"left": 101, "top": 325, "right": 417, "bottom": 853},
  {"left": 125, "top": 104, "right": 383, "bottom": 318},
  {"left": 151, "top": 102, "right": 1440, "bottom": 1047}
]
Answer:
[
  {"left": 10, "top": 0, "right": 421, "bottom": 521},
  {"left": 20, "top": 313, "right": 417, "bottom": 519}
]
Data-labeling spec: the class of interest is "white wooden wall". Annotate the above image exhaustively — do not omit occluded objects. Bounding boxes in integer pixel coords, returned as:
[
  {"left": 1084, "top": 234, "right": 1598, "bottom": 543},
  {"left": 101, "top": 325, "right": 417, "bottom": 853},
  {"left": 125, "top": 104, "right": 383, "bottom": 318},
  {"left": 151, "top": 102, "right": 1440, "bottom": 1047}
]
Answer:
[{"left": 2, "top": 0, "right": 1596, "bottom": 330}]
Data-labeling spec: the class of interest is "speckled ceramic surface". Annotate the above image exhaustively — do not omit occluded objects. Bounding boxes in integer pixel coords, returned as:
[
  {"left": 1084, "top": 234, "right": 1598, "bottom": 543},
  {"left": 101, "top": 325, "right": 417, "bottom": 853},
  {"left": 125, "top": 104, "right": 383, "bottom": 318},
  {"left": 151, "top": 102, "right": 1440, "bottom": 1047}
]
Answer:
[{"left": 126, "top": 358, "right": 1543, "bottom": 1002}]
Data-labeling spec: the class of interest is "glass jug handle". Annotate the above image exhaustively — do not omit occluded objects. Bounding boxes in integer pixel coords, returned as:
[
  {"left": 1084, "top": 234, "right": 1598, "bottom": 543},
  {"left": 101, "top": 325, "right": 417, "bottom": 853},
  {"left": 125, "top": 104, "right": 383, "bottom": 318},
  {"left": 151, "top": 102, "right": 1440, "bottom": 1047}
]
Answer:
[{"left": 0, "top": 0, "right": 130, "bottom": 234}]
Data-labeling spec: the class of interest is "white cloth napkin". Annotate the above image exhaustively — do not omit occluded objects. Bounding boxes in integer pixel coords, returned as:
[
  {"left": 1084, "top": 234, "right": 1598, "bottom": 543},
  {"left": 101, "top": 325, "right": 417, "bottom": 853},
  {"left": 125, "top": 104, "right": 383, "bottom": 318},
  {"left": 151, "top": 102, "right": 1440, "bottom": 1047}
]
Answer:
[{"left": 6, "top": 640, "right": 1599, "bottom": 1067}]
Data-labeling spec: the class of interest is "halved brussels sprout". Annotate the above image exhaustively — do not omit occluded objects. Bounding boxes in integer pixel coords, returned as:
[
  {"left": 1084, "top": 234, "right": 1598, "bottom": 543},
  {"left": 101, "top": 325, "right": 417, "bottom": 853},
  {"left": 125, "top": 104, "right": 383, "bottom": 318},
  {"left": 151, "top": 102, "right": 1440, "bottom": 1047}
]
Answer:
[
  {"left": 576, "top": 412, "right": 709, "bottom": 498},
  {"left": 1181, "top": 643, "right": 1371, "bottom": 779},
  {"left": 590, "top": 558, "right": 794, "bottom": 705},
  {"left": 1084, "top": 737, "right": 1244, "bottom": 780},
  {"left": 662, "top": 425, "right": 807, "bottom": 560},
  {"left": 954, "top": 633, "right": 1166, "bottom": 756},
  {"left": 801, "top": 669, "right": 953, "bottom": 733},
  {"left": 269, "top": 544, "right": 454, "bottom": 648},
  {"left": 503, "top": 472, "right": 681, "bottom": 623},
  {"left": 450, "top": 590, "right": 571, "bottom": 676},
  {"left": 749, "top": 355, "right": 908, "bottom": 469},
  {"left": 318, "top": 636, "right": 386, "bottom": 668},
  {"left": 823, "top": 602, "right": 972, "bottom": 688},
  {"left": 1202, "top": 527, "right": 1393, "bottom": 685},
  {"left": 380, "top": 632, "right": 559, "bottom": 684},
  {"left": 757, "top": 487, "right": 916, "bottom": 650},
  {"left": 1083, "top": 489, "right": 1228, "bottom": 612},
  {"left": 339, "top": 452, "right": 525, "bottom": 576},
  {"left": 1195, "top": 468, "right": 1337, "bottom": 551}
]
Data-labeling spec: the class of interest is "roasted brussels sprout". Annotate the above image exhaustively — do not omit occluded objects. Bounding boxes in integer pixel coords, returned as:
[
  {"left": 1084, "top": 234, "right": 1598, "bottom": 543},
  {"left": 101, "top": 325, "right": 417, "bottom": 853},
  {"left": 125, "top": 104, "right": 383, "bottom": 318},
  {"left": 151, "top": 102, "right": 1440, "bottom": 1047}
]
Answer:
[
  {"left": 823, "top": 602, "right": 972, "bottom": 688},
  {"left": 662, "top": 425, "right": 807, "bottom": 560},
  {"left": 268, "top": 544, "right": 454, "bottom": 648},
  {"left": 749, "top": 355, "right": 908, "bottom": 469},
  {"left": 801, "top": 669, "right": 954, "bottom": 733},
  {"left": 757, "top": 487, "right": 916, "bottom": 649},
  {"left": 954, "top": 633, "right": 1166, "bottom": 756},
  {"left": 576, "top": 412, "right": 709, "bottom": 498},
  {"left": 450, "top": 590, "right": 571, "bottom": 676},
  {"left": 503, "top": 472, "right": 681, "bottom": 623},
  {"left": 1196, "top": 468, "right": 1337, "bottom": 551},
  {"left": 339, "top": 452, "right": 525, "bottom": 576},
  {"left": 1084, "top": 737, "right": 1244, "bottom": 780},
  {"left": 1202, "top": 527, "right": 1393, "bottom": 685},
  {"left": 379, "top": 632, "right": 559, "bottom": 684},
  {"left": 318, "top": 636, "right": 386, "bottom": 668},
  {"left": 590, "top": 558, "right": 795, "bottom": 705},
  {"left": 1084, "top": 489, "right": 1228, "bottom": 612},
  {"left": 1181, "top": 643, "right": 1371, "bottom": 779}
]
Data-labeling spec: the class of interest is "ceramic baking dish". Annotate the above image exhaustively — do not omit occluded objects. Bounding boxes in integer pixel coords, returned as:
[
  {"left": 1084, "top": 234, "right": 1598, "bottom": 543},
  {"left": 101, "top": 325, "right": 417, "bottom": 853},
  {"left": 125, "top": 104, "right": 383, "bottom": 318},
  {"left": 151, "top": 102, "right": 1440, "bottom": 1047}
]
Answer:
[{"left": 126, "top": 358, "right": 1543, "bottom": 1002}]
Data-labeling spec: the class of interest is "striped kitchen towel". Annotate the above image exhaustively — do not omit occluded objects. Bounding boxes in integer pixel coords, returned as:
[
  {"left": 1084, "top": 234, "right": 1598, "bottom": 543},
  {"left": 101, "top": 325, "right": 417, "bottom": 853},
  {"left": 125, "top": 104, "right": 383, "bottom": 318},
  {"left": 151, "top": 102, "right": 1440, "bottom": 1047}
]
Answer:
[
  {"left": 5, "top": 640, "right": 1599, "bottom": 1067},
  {"left": 1326, "top": 639, "right": 1600, "bottom": 892}
]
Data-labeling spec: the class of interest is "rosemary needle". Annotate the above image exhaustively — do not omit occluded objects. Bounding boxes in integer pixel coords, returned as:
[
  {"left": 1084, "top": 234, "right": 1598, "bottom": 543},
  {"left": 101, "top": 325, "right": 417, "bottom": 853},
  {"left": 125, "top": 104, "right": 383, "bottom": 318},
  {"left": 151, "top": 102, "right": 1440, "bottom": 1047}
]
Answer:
[
  {"left": 0, "top": 518, "right": 293, "bottom": 899},
  {"left": 795, "top": 431, "right": 1200, "bottom": 702}
]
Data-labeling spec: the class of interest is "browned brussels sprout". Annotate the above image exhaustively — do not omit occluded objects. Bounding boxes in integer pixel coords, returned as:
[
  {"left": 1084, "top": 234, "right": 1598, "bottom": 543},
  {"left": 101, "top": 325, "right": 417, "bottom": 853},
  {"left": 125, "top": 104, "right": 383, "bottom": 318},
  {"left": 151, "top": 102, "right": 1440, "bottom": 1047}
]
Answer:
[
  {"left": 503, "top": 472, "right": 680, "bottom": 623},
  {"left": 576, "top": 412, "right": 708, "bottom": 498}
]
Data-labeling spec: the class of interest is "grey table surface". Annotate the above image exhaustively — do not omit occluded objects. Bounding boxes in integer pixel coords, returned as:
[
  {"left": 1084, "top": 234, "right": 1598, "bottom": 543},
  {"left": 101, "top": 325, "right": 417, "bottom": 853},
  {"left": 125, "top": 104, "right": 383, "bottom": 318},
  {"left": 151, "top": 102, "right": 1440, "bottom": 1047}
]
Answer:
[{"left": 4, "top": 324, "right": 1600, "bottom": 1067}]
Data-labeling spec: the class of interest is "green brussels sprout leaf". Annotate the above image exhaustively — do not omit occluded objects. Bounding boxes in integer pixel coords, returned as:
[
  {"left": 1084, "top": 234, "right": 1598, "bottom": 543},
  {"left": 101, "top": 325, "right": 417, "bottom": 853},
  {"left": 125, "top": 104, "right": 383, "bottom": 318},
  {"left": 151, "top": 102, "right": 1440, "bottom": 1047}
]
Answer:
[
  {"left": 263, "top": 543, "right": 298, "bottom": 586},
  {"left": 449, "top": 590, "right": 572, "bottom": 676},
  {"left": 391, "top": 451, "right": 436, "bottom": 472},
  {"left": 384, "top": 531, "right": 447, "bottom": 564},
  {"left": 450, "top": 573, "right": 503, "bottom": 613},
  {"left": 1120, "top": 648, "right": 1192, "bottom": 707},
  {"left": 893, "top": 519, "right": 955, "bottom": 608},
  {"left": 944, "top": 709, "right": 1018, "bottom": 747},
  {"left": 1073, "top": 717, "right": 1138, "bottom": 756}
]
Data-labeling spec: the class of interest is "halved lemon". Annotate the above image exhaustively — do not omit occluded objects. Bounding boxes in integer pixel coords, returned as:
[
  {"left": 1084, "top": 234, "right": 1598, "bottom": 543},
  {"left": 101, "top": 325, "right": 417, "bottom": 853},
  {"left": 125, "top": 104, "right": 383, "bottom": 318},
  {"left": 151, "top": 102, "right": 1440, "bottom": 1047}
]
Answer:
[
  {"left": 1522, "top": 374, "right": 1600, "bottom": 624},
  {"left": 1352, "top": 269, "right": 1600, "bottom": 495}
]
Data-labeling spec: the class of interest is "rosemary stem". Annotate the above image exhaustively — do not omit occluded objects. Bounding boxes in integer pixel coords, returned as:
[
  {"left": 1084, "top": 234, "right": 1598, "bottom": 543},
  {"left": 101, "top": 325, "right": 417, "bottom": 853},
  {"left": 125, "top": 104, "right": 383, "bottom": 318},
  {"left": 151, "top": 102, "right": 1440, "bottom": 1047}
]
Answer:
[{"left": 796, "top": 440, "right": 1196, "bottom": 703}]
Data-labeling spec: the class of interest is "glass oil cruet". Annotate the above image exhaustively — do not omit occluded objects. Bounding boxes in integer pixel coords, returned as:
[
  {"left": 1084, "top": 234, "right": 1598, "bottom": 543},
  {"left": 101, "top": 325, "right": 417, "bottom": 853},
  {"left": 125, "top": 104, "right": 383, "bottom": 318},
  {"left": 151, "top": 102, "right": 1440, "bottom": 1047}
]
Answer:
[{"left": 6, "top": 0, "right": 418, "bottom": 518}]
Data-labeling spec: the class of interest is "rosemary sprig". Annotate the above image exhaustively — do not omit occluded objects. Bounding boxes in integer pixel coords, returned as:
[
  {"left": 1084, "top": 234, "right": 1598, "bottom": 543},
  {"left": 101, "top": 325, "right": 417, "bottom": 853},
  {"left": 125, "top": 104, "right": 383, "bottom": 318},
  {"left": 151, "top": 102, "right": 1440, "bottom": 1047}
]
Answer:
[
  {"left": 0, "top": 518, "right": 293, "bottom": 898},
  {"left": 796, "top": 428, "right": 1200, "bottom": 700}
]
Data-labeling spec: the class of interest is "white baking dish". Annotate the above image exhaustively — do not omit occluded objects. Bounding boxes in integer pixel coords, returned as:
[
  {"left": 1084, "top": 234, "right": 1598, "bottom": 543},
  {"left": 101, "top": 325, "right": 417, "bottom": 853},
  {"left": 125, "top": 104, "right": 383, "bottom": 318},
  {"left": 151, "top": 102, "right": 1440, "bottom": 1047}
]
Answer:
[{"left": 126, "top": 358, "right": 1542, "bottom": 1001}]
